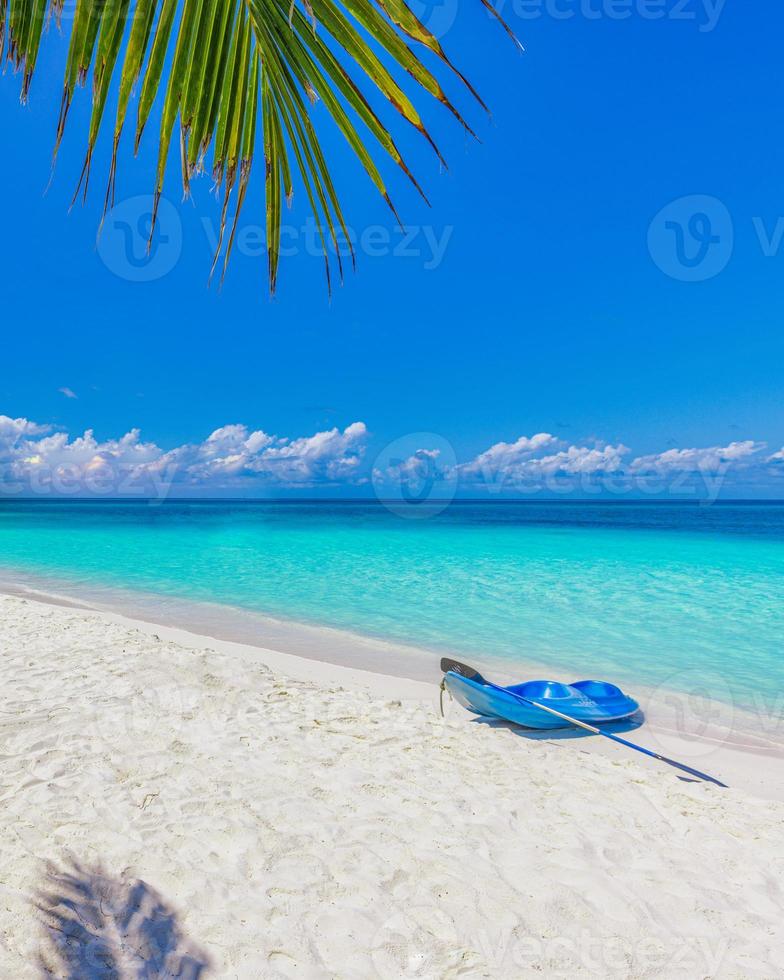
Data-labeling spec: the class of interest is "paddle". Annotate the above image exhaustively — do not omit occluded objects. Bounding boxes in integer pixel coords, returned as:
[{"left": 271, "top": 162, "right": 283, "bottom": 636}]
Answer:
[{"left": 439, "top": 658, "right": 728, "bottom": 788}]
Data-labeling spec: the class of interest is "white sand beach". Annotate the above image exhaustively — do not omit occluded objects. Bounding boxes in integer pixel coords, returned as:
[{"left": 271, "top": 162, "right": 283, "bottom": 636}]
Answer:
[{"left": 1, "top": 591, "right": 783, "bottom": 978}]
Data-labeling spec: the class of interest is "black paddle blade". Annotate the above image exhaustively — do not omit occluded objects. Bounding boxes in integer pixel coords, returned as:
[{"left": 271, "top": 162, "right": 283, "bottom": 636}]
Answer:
[{"left": 440, "top": 658, "right": 487, "bottom": 683}]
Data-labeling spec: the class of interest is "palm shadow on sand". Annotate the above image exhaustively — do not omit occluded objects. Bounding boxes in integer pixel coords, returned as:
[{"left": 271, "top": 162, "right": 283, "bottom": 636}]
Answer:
[{"left": 35, "top": 858, "right": 211, "bottom": 979}]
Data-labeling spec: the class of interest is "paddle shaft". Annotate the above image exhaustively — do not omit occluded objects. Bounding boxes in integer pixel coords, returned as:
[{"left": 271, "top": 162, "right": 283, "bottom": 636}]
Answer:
[
  {"left": 492, "top": 682, "right": 727, "bottom": 787},
  {"left": 440, "top": 661, "right": 727, "bottom": 788}
]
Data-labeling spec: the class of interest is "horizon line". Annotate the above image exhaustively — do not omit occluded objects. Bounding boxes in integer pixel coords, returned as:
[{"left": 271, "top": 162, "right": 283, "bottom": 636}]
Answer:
[{"left": 1, "top": 497, "right": 784, "bottom": 505}]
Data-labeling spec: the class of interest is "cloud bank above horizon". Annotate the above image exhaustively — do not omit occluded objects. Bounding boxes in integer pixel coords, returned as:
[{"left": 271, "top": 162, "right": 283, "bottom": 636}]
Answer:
[{"left": 0, "top": 414, "right": 782, "bottom": 499}]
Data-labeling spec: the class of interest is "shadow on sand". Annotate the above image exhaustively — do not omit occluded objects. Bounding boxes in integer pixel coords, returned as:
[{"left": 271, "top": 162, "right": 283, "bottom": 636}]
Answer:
[
  {"left": 35, "top": 858, "right": 211, "bottom": 979},
  {"left": 471, "top": 711, "right": 716, "bottom": 785},
  {"left": 471, "top": 711, "right": 646, "bottom": 742}
]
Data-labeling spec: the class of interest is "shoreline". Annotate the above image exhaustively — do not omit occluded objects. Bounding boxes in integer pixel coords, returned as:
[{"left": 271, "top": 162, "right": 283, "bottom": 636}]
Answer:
[
  {"left": 0, "top": 561, "right": 778, "bottom": 707},
  {"left": 1, "top": 578, "right": 783, "bottom": 801}
]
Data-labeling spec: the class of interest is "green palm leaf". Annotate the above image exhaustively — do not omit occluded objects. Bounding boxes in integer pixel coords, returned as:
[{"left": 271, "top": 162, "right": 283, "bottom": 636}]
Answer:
[{"left": 2, "top": 0, "right": 518, "bottom": 293}]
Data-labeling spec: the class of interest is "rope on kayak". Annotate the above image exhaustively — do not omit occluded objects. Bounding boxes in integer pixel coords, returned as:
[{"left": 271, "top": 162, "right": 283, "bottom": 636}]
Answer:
[{"left": 439, "top": 678, "right": 449, "bottom": 717}]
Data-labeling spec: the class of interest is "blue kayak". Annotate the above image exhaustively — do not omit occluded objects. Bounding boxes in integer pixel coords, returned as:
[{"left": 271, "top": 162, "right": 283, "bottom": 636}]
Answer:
[{"left": 444, "top": 672, "right": 639, "bottom": 730}]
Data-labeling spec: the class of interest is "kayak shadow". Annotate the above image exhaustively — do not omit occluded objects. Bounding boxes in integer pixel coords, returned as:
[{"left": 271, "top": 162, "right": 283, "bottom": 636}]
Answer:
[
  {"left": 471, "top": 710, "right": 646, "bottom": 741},
  {"left": 467, "top": 711, "right": 728, "bottom": 788}
]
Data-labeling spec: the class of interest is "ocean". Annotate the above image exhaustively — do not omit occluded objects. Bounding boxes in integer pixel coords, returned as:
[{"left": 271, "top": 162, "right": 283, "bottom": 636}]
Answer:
[{"left": 0, "top": 499, "right": 782, "bottom": 712}]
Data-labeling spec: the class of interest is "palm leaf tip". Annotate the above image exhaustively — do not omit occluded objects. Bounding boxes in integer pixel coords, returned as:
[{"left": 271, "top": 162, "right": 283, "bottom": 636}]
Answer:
[{"left": 3, "top": 0, "right": 516, "bottom": 292}]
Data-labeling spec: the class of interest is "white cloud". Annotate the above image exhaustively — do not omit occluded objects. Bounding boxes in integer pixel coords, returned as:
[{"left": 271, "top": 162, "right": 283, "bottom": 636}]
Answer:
[
  {"left": 155, "top": 420, "right": 369, "bottom": 489},
  {"left": 1, "top": 415, "right": 782, "bottom": 498},
  {"left": 0, "top": 415, "right": 51, "bottom": 451},
  {"left": 0, "top": 416, "right": 370, "bottom": 494},
  {"left": 458, "top": 433, "right": 629, "bottom": 489},
  {"left": 3, "top": 425, "right": 166, "bottom": 494},
  {"left": 454, "top": 434, "right": 778, "bottom": 496},
  {"left": 58, "top": 387, "right": 78, "bottom": 400},
  {"left": 458, "top": 433, "right": 559, "bottom": 480},
  {"left": 528, "top": 444, "right": 630, "bottom": 476},
  {"left": 248, "top": 421, "right": 368, "bottom": 484},
  {"left": 629, "top": 440, "right": 764, "bottom": 474}
]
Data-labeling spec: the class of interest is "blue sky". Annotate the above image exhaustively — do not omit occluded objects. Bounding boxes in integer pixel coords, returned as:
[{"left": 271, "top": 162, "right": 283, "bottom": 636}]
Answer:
[{"left": 2, "top": 0, "right": 784, "bottom": 497}]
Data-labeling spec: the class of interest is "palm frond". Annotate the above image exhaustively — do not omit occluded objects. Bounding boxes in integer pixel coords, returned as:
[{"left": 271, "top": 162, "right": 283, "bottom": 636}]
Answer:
[{"left": 2, "top": 0, "right": 519, "bottom": 293}]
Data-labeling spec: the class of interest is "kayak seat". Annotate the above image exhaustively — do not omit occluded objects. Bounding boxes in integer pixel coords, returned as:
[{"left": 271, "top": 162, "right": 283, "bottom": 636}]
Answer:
[{"left": 507, "top": 680, "right": 577, "bottom": 700}]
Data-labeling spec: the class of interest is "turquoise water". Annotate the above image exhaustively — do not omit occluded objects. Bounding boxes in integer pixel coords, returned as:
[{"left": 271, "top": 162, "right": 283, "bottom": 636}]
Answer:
[{"left": 0, "top": 500, "right": 782, "bottom": 709}]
